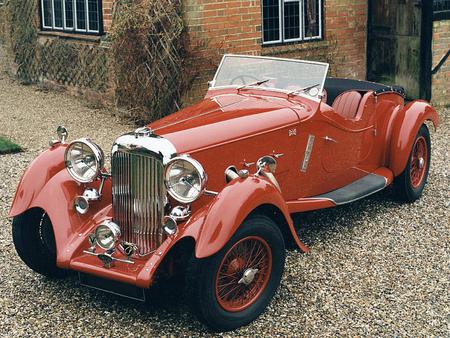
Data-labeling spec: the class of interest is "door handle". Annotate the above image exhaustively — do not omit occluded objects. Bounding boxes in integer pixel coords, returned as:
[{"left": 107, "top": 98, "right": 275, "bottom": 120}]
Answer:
[{"left": 323, "top": 136, "right": 337, "bottom": 143}]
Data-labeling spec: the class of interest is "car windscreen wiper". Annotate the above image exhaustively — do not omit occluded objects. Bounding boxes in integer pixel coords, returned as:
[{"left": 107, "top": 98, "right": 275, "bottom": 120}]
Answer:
[
  {"left": 287, "top": 83, "right": 321, "bottom": 97},
  {"left": 237, "top": 79, "right": 270, "bottom": 91}
]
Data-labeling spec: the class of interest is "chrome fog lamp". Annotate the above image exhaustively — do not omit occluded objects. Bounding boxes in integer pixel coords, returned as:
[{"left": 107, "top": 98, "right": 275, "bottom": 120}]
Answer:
[
  {"left": 73, "top": 188, "right": 101, "bottom": 215},
  {"left": 74, "top": 195, "right": 89, "bottom": 214},
  {"left": 163, "top": 216, "right": 178, "bottom": 236},
  {"left": 165, "top": 155, "right": 207, "bottom": 204},
  {"left": 94, "top": 220, "right": 121, "bottom": 250},
  {"left": 64, "top": 138, "right": 104, "bottom": 183},
  {"left": 169, "top": 205, "right": 191, "bottom": 222}
]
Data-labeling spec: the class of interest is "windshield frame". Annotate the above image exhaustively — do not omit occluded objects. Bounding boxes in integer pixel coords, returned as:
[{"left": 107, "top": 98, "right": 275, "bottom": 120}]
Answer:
[{"left": 209, "top": 54, "right": 330, "bottom": 102}]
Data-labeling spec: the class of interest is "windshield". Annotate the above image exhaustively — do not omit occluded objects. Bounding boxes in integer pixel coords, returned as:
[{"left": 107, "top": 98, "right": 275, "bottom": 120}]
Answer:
[{"left": 211, "top": 55, "right": 329, "bottom": 100}]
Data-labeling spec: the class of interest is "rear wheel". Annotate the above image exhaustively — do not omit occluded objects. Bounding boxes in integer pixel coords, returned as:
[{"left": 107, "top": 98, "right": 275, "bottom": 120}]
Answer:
[
  {"left": 12, "top": 208, "right": 67, "bottom": 278},
  {"left": 395, "top": 125, "right": 431, "bottom": 202},
  {"left": 186, "top": 215, "right": 285, "bottom": 331}
]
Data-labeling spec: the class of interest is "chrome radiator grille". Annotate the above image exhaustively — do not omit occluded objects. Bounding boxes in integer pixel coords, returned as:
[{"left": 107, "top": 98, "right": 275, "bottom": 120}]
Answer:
[{"left": 112, "top": 150, "right": 165, "bottom": 255}]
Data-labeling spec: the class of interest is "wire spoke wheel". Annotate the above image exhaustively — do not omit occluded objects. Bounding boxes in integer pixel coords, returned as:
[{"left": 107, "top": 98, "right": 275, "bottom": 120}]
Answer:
[
  {"left": 394, "top": 125, "right": 431, "bottom": 203},
  {"left": 186, "top": 215, "right": 284, "bottom": 331},
  {"left": 409, "top": 136, "right": 428, "bottom": 188},
  {"left": 215, "top": 236, "right": 272, "bottom": 312}
]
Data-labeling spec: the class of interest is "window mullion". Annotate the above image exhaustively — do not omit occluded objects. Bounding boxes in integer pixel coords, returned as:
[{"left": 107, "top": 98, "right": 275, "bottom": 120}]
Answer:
[
  {"left": 73, "top": 0, "right": 76, "bottom": 31},
  {"left": 318, "top": 0, "right": 322, "bottom": 38},
  {"left": 74, "top": 0, "right": 78, "bottom": 31},
  {"left": 73, "top": 0, "right": 78, "bottom": 31},
  {"left": 280, "top": 0, "right": 284, "bottom": 43},
  {"left": 300, "top": 0, "right": 304, "bottom": 40},
  {"left": 41, "top": 0, "right": 47, "bottom": 28},
  {"left": 62, "top": 0, "right": 66, "bottom": 29},
  {"left": 85, "top": 0, "right": 89, "bottom": 32},
  {"left": 51, "top": 0, "right": 55, "bottom": 29}
]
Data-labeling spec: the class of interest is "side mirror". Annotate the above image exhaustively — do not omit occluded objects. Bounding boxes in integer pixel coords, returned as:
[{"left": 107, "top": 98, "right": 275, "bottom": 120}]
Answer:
[
  {"left": 57, "top": 125, "right": 68, "bottom": 143},
  {"left": 256, "top": 155, "right": 281, "bottom": 192},
  {"left": 256, "top": 155, "right": 277, "bottom": 174}
]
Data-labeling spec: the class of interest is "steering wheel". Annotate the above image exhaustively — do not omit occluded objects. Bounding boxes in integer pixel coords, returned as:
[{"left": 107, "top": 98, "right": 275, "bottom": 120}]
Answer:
[{"left": 230, "top": 75, "right": 265, "bottom": 86}]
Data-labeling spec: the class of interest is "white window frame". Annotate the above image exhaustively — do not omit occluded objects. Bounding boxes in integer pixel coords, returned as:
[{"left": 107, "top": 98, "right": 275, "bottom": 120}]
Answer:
[
  {"left": 302, "top": 0, "right": 322, "bottom": 41},
  {"left": 262, "top": 0, "right": 323, "bottom": 45},
  {"left": 283, "top": 0, "right": 303, "bottom": 43},
  {"left": 40, "top": 0, "right": 101, "bottom": 34},
  {"left": 63, "top": 0, "right": 74, "bottom": 30}
]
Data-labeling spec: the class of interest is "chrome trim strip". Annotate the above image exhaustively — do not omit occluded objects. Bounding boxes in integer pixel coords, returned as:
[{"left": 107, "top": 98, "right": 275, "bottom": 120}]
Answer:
[
  {"left": 82, "top": 250, "right": 134, "bottom": 265},
  {"left": 301, "top": 134, "right": 315, "bottom": 172},
  {"left": 204, "top": 190, "right": 219, "bottom": 196}
]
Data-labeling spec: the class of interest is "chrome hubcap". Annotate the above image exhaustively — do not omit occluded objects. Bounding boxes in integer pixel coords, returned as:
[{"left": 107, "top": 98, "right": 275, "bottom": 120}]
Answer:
[
  {"left": 418, "top": 157, "right": 425, "bottom": 169},
  {"left": 238, "top": 268, "right": 259, "bottom": 285}
]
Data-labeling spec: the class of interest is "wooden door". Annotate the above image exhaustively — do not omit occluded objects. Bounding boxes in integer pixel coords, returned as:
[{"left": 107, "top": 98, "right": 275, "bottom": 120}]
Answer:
[{"left": 367, "top": 0, "right": 432, "bottom": 100}]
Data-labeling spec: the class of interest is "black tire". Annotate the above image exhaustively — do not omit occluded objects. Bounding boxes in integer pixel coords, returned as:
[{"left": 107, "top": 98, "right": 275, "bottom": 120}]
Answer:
[
  {"left": 394, "top": 124, "right": 431, "bottom": 203},
  {"left": 12, "top": 208, "right": 67, "bottom": 278},
  {"left": 186, "top": 214, "right": 285, "bottom": 331}
]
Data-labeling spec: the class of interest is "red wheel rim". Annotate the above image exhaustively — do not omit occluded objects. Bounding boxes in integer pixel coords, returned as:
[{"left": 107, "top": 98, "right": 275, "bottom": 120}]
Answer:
[
  {"left": 215, "top": 236, "right": 272, "bottom": 312},
  {"left": 409, "top": 136, "right": 428, "bottom": 188}
]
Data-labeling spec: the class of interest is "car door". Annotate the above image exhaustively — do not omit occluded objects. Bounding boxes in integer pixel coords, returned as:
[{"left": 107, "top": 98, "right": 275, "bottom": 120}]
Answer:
[{"left": 294, "top": 93, "right": 378, "bottom": 197}]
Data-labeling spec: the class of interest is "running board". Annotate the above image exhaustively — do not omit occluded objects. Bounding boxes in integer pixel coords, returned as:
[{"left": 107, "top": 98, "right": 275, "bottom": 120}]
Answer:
[{"left": 313, "top": 173, "right": 388, "bottom": 205}]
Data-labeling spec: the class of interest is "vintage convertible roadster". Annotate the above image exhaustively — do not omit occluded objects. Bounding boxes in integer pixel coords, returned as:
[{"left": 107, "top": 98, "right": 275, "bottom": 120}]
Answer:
[{"left": 10, "top": 55, "right": 438, "bottom": 331}]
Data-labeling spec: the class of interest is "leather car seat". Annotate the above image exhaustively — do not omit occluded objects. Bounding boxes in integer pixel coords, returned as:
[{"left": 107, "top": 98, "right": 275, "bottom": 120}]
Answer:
[{"left": 332, "top": 90, "right": 362, "bottom": 119}]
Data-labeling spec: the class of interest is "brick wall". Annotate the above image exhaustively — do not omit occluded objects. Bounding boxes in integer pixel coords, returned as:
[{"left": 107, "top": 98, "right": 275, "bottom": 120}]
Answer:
[
  {"left": 182, "top": 0, "right": 368, "bottom": 104},
  {"left": 102, "top": 0, "right": 114, "bottom": 32},
  {"left": 431, "top": 20, "right": 450, "bottom": 107}
]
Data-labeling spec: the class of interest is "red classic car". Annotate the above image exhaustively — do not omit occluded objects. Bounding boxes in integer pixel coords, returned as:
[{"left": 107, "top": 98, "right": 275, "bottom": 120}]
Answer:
[{"left": 10, "top": 55, "right": 439, "bottom": 331}]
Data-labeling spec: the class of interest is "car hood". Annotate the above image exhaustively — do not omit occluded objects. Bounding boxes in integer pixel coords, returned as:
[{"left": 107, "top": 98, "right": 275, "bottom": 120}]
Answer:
[{"left": 149, "top": 93, "right": 305, "bottom": 154}]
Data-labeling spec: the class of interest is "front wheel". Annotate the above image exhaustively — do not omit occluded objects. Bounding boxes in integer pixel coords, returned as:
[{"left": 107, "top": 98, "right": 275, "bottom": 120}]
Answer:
[
  {"left": 186, "top": 215, "right": 285, "bottom": 331},
  {"left": 394, "top": 124, "right": 431, "bottom": 202},
  {"left": 12, "top": 208, "right": 67, "bottom": 278}
]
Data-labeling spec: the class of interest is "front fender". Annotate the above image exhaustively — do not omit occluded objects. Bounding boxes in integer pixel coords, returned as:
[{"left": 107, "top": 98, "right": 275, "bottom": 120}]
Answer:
[
  {"left": 389, "top": 101, "right": 439, "bottom": 176},
  {"left": 9, "top": 144, "right": 68, "bottom": 217},
  {"left": 194, "top": 175, "right": 309, "bottom": 259},
  {"left": 9, "top": 144, "right": 112, "bottom": 268}
]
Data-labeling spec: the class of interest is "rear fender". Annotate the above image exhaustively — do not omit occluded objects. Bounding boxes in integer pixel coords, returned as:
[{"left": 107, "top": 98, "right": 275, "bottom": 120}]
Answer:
[
  {"left": 194, "top": 175, "right": 310, "bottom": 259},
  {"left": 388, "top": 101, "right": 439, "bottom": 176}
]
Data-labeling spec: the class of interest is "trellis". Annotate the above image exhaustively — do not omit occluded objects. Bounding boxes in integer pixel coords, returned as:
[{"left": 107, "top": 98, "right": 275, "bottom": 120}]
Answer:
[
  {"left": 40, "top": 40, "right": 109, "bottom": 90},
  {"left": 0, "top": 0, "right": 189, "bottom": 122},
  {"left": 0, "top": 0, "right": 109, "bottom": 89}
]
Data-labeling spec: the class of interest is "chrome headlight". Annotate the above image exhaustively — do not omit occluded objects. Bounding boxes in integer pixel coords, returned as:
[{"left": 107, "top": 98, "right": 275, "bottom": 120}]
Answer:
[
  {"left": 94, "top": 220, "right": 121, "bottom": 250},
  {"left": 165, "top": 155, "right": 207, "bottom": 204},
  {"left": 64, "top": 138, "right": 104, "bottom": 183}
]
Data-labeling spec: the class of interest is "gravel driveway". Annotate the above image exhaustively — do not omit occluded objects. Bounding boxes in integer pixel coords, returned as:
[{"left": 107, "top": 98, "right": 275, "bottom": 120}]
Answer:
[{"left": 0, "top": 49, "right": 449, "bottom": 336}]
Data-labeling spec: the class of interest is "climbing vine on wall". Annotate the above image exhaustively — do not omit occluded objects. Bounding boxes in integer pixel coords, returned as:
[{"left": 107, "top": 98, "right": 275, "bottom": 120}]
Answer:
[{"left": 109, "top": 0, "right": 193, "bottom": 123}]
